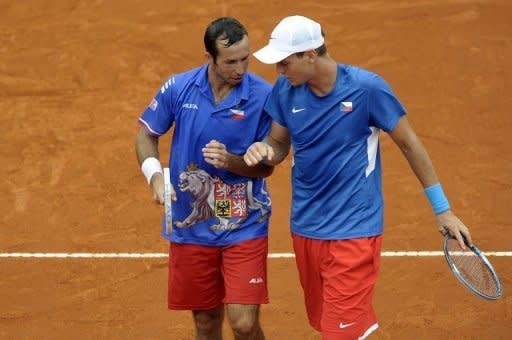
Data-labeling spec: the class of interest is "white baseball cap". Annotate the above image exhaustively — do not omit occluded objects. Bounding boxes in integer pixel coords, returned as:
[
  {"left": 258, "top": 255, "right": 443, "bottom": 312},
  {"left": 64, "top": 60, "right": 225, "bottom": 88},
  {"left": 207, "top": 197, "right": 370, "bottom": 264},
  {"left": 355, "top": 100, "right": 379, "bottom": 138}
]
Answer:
[{"left": 253, "top": 15, "right": 324, "bottom": 64}]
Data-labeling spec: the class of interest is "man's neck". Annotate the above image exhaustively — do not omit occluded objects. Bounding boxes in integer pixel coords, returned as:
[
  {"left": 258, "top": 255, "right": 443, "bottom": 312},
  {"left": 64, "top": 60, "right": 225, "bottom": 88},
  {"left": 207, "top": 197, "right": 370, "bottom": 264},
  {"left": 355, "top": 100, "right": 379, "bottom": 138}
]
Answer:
[
  {"left": 307, "top": 55, "right": 338, "bottom": 97},
  {"left": 208, "top": 66, "right": 235, "bottom": 105}
]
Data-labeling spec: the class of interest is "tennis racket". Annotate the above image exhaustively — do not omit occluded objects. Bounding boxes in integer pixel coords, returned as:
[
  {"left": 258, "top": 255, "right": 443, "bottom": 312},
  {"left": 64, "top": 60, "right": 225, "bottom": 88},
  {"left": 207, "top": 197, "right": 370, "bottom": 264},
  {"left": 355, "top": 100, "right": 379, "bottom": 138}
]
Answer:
[
  {"left": 163, "top": 167, "right": 173, "bottom": 235},
  {"left": 444, "top": 234, "right": 502, "bottom": 300}
]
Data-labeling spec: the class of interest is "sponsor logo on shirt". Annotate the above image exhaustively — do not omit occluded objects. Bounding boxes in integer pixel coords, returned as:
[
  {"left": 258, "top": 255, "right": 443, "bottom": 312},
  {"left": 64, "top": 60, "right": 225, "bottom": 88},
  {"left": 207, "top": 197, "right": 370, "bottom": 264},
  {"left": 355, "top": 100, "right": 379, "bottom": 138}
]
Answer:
[
  {"left": 182, "top": 103, "right": 199, "bottom": 109},
  {"left": 340, "top": 101, "right": 353, "bottom": 112},
  {"left": 249, "top": 277, "right": 264, "bottom": 284},
  {"left": 149, "top": 98, "right": 158, "bottom": 111},
  {"left": 230, "top": 108, "right": 245, "bottom": 120}
]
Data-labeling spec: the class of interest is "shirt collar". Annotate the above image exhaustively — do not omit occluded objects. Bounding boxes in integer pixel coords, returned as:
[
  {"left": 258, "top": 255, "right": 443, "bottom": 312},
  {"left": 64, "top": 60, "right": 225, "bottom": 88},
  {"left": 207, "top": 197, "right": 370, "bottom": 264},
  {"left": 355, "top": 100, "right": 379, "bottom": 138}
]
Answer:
[{"left": 195, "top": 64, "right": 250, "bottom": 105}]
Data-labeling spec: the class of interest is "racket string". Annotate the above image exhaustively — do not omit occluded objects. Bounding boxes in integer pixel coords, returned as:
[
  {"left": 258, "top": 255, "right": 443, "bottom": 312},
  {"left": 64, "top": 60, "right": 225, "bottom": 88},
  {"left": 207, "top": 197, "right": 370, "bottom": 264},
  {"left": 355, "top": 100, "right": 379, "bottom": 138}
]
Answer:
[{"left": 447, "top": 240, "right": 499, "bottom": 297}]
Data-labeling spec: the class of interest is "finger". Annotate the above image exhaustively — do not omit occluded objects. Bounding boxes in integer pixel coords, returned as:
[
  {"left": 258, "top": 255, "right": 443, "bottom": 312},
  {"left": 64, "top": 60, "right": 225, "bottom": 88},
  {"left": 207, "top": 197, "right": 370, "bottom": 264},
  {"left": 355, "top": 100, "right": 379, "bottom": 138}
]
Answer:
[
  {"left": 202, "top": 148, "right": 217, "bottom": 156},
  {"left": 202, "top": 146, "right": 221, "bottom": 153},
  {"left": 243, "top": 153, "right": 253, "bottom": 166},
  {"left": 202, "top": 150, "right": 214, "bottom": 159},
  {"left": 202, "top": 151, "right": 224, "bottom": 160},
  {"left": 205, "top": 139, "right": 216, "bottom": 147},
  {"left": 460, "top": 227, "right": 473, "bottom": 247},
  {"left": 205, "top": 140, "right": 224, "bottom": 149},
  {"left": 170, "top": 185, "right": 177, "bottom": 201},
  {"left": 205, "top": 157, "right": 226, "bottom": 169},
  {"left": 153, "top": 192, "right": 164, "bottom": 205},
  {"left": 254, "top": 149, "right": 266, "bottom": 160},
  {"left": 244, "top": 153, "right": 257, "bottom": 166},
  {"left": 453, "top": 230, "right": 466, "bottom": 250},
  {"left": 249, "top": 147, "right": 265, "bottom": 161},
  {"left": 266, "top": 146, "right": 275, "bottom": 162},
  {"left": 255, "top": 143, "right": 269, "bottom": 155},
  {"left": 154, "top": 189, "right": 164, "bottom": 204},
  {"left": 245, "top": 152, "right": 261, "bottom": 166}
]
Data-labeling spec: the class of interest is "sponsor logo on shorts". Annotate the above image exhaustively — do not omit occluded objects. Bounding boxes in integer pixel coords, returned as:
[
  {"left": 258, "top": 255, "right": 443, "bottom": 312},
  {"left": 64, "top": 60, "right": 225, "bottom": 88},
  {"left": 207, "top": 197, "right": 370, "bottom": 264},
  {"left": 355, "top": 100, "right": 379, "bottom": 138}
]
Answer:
[
  {"left": 339, "top": 322, "right": 356, "bottom": 329},
  {"left": 249, "top": 277, "right": 264, "bottom": 284}
]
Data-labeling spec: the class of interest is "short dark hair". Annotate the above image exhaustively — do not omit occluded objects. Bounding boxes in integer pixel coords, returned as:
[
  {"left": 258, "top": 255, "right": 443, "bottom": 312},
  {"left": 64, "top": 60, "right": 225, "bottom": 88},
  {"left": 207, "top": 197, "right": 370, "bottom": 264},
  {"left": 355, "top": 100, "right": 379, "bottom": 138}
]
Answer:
[
  {"left": 204, "top": 17, "right": 248, "bottom": 62},
  {"left": 295, "top": 44, "right": 328, "bottom": 58}
]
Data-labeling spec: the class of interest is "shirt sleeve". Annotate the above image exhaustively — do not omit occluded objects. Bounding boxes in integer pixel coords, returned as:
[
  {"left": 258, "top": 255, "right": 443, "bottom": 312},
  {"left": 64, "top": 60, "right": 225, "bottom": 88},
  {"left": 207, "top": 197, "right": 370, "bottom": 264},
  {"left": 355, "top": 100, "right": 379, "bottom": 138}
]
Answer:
[
  {"left": 138, "top": 76, "right": 176, "bottom": 136},
  {"left": 255, "top": 92, "right": 273, "bottom": 141},
  {"left": 263, "top": 77, "right": 287, "bottom": 128},
  {"left": 368, "top": 74, "right": 406, "bottom": 132}
]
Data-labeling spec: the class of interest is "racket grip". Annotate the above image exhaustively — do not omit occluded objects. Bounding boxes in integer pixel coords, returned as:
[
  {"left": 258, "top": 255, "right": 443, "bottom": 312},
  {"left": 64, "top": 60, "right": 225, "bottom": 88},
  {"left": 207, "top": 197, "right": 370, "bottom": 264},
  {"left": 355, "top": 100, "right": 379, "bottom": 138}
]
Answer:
[{"left": 163, "top": 168, "right": 172, "bottom": 235}]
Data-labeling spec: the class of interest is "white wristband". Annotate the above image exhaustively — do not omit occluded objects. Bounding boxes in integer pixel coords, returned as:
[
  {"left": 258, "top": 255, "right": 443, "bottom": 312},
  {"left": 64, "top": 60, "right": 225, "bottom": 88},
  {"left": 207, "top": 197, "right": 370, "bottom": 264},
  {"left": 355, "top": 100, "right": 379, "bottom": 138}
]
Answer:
[{"left": 141, "top": 157, "right": 163, "bottom": 184}]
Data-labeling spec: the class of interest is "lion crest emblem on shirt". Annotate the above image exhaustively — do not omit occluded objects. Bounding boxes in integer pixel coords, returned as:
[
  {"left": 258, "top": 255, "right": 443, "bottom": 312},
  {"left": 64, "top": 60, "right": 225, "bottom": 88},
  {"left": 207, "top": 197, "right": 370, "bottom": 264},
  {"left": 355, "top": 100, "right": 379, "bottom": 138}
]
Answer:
[{"left": 174, "top": 164, "right": 270, "bottom": 231}]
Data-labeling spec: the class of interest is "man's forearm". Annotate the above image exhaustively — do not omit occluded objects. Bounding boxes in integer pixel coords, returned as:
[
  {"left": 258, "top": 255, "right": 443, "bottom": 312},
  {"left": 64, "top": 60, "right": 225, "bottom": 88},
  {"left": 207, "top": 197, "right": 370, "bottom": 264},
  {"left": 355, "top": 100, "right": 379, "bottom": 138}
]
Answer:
[
  {"left": 227, "top": 153, "right": 274, "bottom": 177},
  {"left": 389, "top": 116, "right": 440, "bottom": 189},
  {"left": 263, "top": 135, "right": 290, "bottom": 165},
  {"left": 398, "top": 136, "right": 439, "bottom": 188},
  {"left": 135, "top": 129, "right": 160, "bottom": 165}
]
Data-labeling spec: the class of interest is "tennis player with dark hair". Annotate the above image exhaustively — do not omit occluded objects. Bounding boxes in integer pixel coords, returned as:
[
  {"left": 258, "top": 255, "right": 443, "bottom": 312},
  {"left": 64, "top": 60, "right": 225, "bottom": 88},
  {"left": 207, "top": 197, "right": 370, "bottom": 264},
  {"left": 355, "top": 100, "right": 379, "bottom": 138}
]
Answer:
[
  {"left": 135, "top": 17, "right": 273, "bottom": 340},
  {"left": 243, "top": 15, "right": 472, "bottom": 339}
]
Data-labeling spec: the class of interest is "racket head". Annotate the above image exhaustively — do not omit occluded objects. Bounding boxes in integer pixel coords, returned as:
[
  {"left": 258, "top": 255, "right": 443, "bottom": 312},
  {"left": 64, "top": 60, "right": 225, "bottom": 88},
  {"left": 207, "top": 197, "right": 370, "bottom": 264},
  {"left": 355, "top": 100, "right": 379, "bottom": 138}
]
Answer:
[
  {"left": 443, "top": 234, "right": 502, "bottom": 300},
  {"left": 163, "top": 168, "right": 173, "bottom": 235}
]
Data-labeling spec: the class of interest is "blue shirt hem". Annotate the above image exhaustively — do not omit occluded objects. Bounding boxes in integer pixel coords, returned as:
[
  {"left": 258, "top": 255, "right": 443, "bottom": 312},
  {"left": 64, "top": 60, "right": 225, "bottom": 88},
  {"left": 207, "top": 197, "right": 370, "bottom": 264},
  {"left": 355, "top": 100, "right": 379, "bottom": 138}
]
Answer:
[
  {"left": 161, "top": 231, "right": 269, "bottom": 247},
  {"left": 290, "top": 228, "right": 383, "bottom": 240}
]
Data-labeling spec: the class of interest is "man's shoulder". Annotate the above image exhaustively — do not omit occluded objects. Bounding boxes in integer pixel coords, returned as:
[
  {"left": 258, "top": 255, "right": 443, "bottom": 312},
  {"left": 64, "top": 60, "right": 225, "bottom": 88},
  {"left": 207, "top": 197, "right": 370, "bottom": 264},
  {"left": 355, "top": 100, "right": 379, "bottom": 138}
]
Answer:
[
  {"left": 342, "top": 64, "right": 388, "bottom": 90},
  {"left": 269, "top": 75, "right": 292, "bottom": 94},
  {"left": 245, "top": 71, "right": 272, "bottom": 92},
  {"left": 158, "top": 65, "right": 205, "bottom": 96},
  {"left": 171, "top": 65, "right": 205, "bottom": 84}
]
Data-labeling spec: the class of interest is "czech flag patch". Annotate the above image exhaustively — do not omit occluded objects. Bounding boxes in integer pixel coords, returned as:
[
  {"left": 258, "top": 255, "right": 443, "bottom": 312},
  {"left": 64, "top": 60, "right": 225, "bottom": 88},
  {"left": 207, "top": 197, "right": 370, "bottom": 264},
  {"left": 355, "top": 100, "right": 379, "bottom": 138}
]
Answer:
[
  {"left": 340, "top": 101, "right": 352, "bottom": 112},
  {"left": 230, "top": 108, "right": 245, "bottom": 120}
]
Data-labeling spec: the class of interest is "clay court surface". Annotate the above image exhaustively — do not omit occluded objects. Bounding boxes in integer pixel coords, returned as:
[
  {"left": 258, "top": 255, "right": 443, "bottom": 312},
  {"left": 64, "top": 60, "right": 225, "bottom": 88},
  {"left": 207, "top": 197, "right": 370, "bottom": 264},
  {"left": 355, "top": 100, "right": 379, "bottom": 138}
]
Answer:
[{"left": 1, "top": 0, "right": 511, "bottom": 339}]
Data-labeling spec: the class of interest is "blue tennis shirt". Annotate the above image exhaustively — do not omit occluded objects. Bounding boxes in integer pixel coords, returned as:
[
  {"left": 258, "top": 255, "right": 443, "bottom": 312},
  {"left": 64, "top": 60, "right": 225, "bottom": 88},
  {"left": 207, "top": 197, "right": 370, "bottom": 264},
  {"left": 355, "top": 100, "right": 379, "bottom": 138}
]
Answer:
[
  {"left": 265, "top": 64, "right": 406, "bottom": 240},
  {"left": 139, "top": 65, "right": 272, "bottom": 246}
]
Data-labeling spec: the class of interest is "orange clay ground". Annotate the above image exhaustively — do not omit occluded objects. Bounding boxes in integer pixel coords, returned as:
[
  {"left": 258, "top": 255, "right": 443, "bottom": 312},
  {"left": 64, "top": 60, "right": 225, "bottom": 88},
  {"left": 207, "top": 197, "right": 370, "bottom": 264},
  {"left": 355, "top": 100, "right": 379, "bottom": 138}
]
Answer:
[{"left": 1, "top": 1, "right": 511, "bottom": 339}]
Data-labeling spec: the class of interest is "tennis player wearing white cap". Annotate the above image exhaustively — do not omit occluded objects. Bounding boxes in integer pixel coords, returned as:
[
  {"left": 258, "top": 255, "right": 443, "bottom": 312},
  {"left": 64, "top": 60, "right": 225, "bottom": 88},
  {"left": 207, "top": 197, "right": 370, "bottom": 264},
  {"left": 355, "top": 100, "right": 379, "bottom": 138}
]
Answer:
[{"left": 244, "top": 15, "right": 472, "bottom": 340}]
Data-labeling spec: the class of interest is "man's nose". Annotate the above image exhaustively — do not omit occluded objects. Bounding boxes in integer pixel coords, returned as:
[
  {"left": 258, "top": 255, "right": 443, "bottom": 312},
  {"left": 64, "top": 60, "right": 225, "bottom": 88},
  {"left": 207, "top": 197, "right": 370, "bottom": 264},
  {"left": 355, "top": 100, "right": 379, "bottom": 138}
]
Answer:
[{"left": 235, "top": 62, "right": 245, "bottom": 75}]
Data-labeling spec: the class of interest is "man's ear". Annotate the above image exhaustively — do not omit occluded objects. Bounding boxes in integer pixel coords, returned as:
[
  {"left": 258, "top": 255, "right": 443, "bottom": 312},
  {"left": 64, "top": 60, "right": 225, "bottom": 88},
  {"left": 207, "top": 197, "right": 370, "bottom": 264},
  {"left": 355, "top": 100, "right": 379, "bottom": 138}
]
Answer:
[
  {"left": 205, "top": 51, "right": 213, "bottom": 64},
  {"left": 307, "top": 50, "right": 318, "bottom": 63}
]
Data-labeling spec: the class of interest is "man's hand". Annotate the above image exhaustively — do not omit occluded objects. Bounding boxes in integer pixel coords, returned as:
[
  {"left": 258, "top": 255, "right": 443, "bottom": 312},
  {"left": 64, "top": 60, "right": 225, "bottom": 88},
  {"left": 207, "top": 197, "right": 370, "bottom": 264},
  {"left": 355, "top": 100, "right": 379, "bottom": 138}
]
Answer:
[
  {"left": 244, "top": 142, "right": 274, "bottom": 166},
  {"left": 436, "top": 210, "right": 473, "bottom": 249},
  {"left": 203, "top": 140, "right": 229, "bottom": 169},
  {"left": 150, "top": 172, "right": 176, "bottom": 205}
]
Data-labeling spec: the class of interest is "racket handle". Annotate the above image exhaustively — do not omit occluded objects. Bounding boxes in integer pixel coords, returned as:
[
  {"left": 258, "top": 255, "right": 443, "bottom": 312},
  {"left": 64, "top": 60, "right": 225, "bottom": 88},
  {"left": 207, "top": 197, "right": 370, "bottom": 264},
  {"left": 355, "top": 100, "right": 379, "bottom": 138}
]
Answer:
[{"left": 163, "top": 168, "right": 172, "bottom": 235}]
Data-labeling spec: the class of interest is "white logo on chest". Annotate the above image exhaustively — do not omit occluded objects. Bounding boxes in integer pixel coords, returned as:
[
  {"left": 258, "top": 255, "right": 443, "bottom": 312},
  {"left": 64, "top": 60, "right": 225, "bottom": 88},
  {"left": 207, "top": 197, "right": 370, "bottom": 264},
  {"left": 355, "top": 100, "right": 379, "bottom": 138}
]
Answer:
[{"left": 182, "top": 103, "right": 199, "bottom": 109}]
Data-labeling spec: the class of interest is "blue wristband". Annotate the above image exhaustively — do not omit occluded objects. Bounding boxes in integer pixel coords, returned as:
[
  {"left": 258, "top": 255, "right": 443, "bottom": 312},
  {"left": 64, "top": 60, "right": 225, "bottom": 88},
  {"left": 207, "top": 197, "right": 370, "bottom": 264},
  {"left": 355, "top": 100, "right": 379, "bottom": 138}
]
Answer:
[{"left": 424, "top": 183, "right": 450, "bottom": 215}]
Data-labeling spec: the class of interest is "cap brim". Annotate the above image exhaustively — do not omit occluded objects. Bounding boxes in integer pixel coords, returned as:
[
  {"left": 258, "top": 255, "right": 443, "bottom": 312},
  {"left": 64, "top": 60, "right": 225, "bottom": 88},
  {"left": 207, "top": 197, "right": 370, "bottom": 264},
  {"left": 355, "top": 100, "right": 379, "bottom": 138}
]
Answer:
[{"left": 253, "top": 45, "right": 293, "bottom": 64}]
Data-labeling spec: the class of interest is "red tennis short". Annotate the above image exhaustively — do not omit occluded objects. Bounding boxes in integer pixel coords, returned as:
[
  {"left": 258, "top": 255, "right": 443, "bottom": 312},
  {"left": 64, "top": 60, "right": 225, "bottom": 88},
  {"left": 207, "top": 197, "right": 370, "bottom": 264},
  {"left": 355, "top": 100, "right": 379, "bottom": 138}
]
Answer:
[
  {"left": 292, "top": 233, "right": 382, "bottom": 340},
  {"left": 168, "top": 236, "right": 269, "bottom": 310}
]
